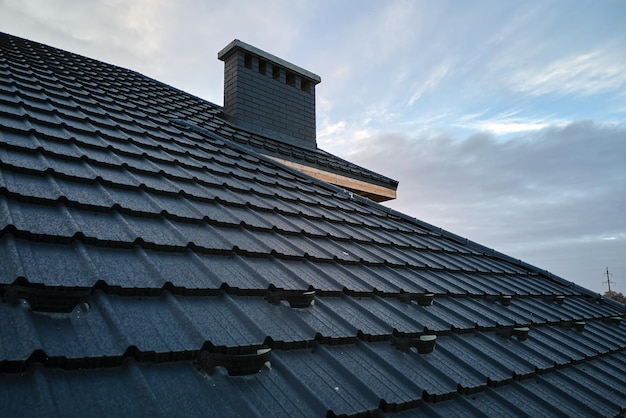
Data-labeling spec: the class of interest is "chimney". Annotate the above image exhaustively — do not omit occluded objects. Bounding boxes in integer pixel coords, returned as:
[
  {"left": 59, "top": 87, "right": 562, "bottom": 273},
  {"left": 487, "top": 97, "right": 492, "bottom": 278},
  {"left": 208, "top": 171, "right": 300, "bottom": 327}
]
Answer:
[{"left": 218, "top": 40, "right": 321, "bottom": 149}]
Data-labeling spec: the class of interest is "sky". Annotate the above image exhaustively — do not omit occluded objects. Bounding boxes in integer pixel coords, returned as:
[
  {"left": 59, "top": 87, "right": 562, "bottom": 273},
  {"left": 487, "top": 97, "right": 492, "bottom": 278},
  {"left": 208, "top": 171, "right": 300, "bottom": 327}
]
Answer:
[{"left": 1, "top": 0, "right": 625, "bottom": 295}]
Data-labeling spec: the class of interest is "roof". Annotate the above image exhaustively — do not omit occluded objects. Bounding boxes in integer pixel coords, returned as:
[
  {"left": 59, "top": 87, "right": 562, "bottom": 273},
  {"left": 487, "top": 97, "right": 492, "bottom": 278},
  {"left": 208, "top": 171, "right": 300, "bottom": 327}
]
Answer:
[{"left": 1, "top": 32, "right": 625, "bottom": 417}]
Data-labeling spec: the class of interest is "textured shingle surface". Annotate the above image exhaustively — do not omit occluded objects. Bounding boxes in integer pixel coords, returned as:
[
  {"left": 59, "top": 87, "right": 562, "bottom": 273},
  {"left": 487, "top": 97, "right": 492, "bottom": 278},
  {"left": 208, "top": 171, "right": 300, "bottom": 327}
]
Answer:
[{"left": 1, "top": 32, "right": 625, "bottom": 417}]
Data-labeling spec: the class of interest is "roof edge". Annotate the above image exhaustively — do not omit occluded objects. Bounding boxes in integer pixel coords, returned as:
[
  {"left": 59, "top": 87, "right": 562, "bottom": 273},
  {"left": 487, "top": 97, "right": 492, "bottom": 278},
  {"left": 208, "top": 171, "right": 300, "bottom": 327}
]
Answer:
[{"left": 352, "top": 196, "right": 620, "bottom": 305}]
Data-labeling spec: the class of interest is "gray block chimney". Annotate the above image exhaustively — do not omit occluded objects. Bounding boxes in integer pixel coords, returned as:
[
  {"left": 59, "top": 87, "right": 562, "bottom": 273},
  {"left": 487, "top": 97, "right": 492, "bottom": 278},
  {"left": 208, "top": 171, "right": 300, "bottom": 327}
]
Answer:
[{"left": 218, "top": 40, "right": 321, "bottom": 149}]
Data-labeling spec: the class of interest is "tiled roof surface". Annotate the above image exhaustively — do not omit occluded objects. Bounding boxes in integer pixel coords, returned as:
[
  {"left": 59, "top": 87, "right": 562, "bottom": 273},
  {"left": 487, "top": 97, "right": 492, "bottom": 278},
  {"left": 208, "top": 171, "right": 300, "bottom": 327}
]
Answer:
[
  {"left": 1, "top": 32, "right": 625, "bottom": 417},
  {"left": 0, "top": 32, "right": 396, "bottom": 191}
]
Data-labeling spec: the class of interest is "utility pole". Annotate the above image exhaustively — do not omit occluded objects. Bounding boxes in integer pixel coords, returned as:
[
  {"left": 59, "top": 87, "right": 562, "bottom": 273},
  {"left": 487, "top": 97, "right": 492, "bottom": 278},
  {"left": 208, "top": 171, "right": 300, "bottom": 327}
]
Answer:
[{"left": 603, "top": 267, "right": 615, "bottom": 295}]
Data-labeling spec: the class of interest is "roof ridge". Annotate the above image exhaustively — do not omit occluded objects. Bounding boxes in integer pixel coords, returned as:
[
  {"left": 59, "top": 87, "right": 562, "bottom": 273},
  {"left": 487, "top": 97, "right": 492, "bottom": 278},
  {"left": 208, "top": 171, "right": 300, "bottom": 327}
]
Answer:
[{"left": 206, "top": 112, "right": 399, "bottom": 187}]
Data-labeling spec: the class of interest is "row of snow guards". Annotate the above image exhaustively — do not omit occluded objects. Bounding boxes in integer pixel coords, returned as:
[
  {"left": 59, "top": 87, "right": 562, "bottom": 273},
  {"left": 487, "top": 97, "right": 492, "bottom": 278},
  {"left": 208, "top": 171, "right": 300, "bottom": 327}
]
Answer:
[
  {"left": 1, "top": 31, "right": 625, "bottom": 416},
  {"left": 1, "top": 272, "right": 625, "bottom": 415}
]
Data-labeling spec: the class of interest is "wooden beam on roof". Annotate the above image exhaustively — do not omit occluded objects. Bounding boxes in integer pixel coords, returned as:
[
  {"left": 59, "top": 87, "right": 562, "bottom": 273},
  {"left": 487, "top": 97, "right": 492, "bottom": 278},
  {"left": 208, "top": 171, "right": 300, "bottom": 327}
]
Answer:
[{"left": 265, "top": 155, "right": 397, "bottom": 202}]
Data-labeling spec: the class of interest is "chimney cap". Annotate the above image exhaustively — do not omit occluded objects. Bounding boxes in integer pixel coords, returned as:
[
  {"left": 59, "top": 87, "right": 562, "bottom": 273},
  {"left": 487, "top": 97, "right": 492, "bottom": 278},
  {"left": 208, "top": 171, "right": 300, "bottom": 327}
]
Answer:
[{"left": 218, "top": 39, "right": 321, "bottom": 84}]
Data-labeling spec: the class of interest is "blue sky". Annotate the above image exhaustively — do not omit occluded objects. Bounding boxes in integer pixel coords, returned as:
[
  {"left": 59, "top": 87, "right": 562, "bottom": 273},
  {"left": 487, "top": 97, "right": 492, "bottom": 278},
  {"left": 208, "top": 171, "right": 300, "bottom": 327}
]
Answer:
[{"left": 1, "top": 0, "right": 625, "bottom": 294}]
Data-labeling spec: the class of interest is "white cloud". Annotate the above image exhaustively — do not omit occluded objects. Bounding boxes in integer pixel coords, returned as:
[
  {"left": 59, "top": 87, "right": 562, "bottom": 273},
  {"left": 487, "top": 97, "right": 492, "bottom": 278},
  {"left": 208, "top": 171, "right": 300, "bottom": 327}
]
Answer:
[
  {"left": 0, "top": 0, "right": 179, "bottom": 78},
  {"left": 2, "top": 0, "right": 170, "bottom": 53},
  {"left": 511, "top": 49, "right": 626, "bottom": 97},
  {"left": 458, "top": 116, "right": 569, "bottom": 135},
  {"left": 317, "top": 120, "right": 347, "bottom": 139},
  {"left": 454, "top": 108, "right": 570, "bottom": 135},
  {"left": 408, "top": 61, "right": 451, "bottom": 106},
  {"left": 318, "top": 123, "right": 377, "bottom": 157}
]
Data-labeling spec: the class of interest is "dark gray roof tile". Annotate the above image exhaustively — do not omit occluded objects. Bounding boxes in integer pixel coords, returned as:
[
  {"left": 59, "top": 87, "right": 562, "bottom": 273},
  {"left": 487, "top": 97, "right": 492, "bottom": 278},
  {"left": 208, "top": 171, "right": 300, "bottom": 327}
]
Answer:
[
  {"left": 88, "top": 164, "right": 139, "bottom": 187},
  {"left": 46, "top": 155, "right": 97, "bottom": 179},
  {"left": 53, "top": 104, "right": 88, "bottom": 119},
  {"left": 1, "top": 170, "right": 62, "bottom": 201},
  {"left": 84, "top": 245, "right": 165, "bottom": 288},
  {"left": 172, "top": 222, "right": 233, "bottom": 252},
  {"left": 195, "top": 253, "right": 265, "bottom": 289},
  {"left": 124, "top": 216, "right": 188, "bottom": 247},
  {"left": 77, "top": 143, "right": 124, "bottom": 166},
  {"left": 0, "top": 112, "right": 33, "bottom": 132},
  {"left": 131, "top": 171, "right": 180, "bottom": 193},
  {"left": 145, "top": 193, "right": 200, "bottom": 219},
  {"left": 0, "top": 235, "right": 27, "bottom": 283},
  {"left": 99, "top": 187, "right": 156, "bottom": 213},
  {"left": 36, "top": 139, "right": 83, "bottom": 160},
  {"left": 274, "top": 348, "right": 384, "bottom": 415},
  {"left": 70, "top": 209, "right": 136, "bottom": 243},
  {"left": 184, "top": 199, "right": 238, "bottom": 224},
  {"left": 5, "top": 240, "right": 98, "bottom": 287},
  {"left": 2, "top": 198, "right": 73, "bottom": 236},
  {"left": 102, "top": 137, "right": 143, "bottom": 155},
  {"left": 218, "top": 227, "right": 275, "bottom": 254}
]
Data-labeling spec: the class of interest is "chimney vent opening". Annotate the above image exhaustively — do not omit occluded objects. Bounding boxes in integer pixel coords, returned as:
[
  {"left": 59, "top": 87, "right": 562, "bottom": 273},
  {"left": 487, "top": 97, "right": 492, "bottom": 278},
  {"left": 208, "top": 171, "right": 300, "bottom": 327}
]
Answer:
[
  {"left": 244, "top": 53, "right": 252, "bottom": 69},
  {"left": 301, "top": 79, "right": 311, "bottom": 93},
  {"left": 272, "top": 65, "right": 280, "bottom": 80},
  {"left": 259, "top": 59, "right": 266, "bottom": 75},
  {"left": 286, "top": 71, "right": 296, "bottom": 87}
]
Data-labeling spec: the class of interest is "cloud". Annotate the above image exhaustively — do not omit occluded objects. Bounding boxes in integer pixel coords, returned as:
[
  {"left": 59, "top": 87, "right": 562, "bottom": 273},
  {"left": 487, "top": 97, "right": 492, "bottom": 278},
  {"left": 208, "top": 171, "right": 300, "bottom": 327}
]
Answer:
[
  {"left": 347, "top": 121, "right": 626, "bottom": 293},
  {"left": 456, "top": 111, "right": 570, "bottom": 135},
  {"left": 1, "top": 0, "right": 172, "bottom": 56},
  {"left": 408, "top": 61, "right": 451, "bottom": 106},
  {"left": 317, "top": 120, "right": 347, "bottom": 139},
  {"left": 511, "top": 49, "right": 626, "bottom": 97},
  {"left": 0, "top": 0, "right": 314, "bottom": 102}
]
